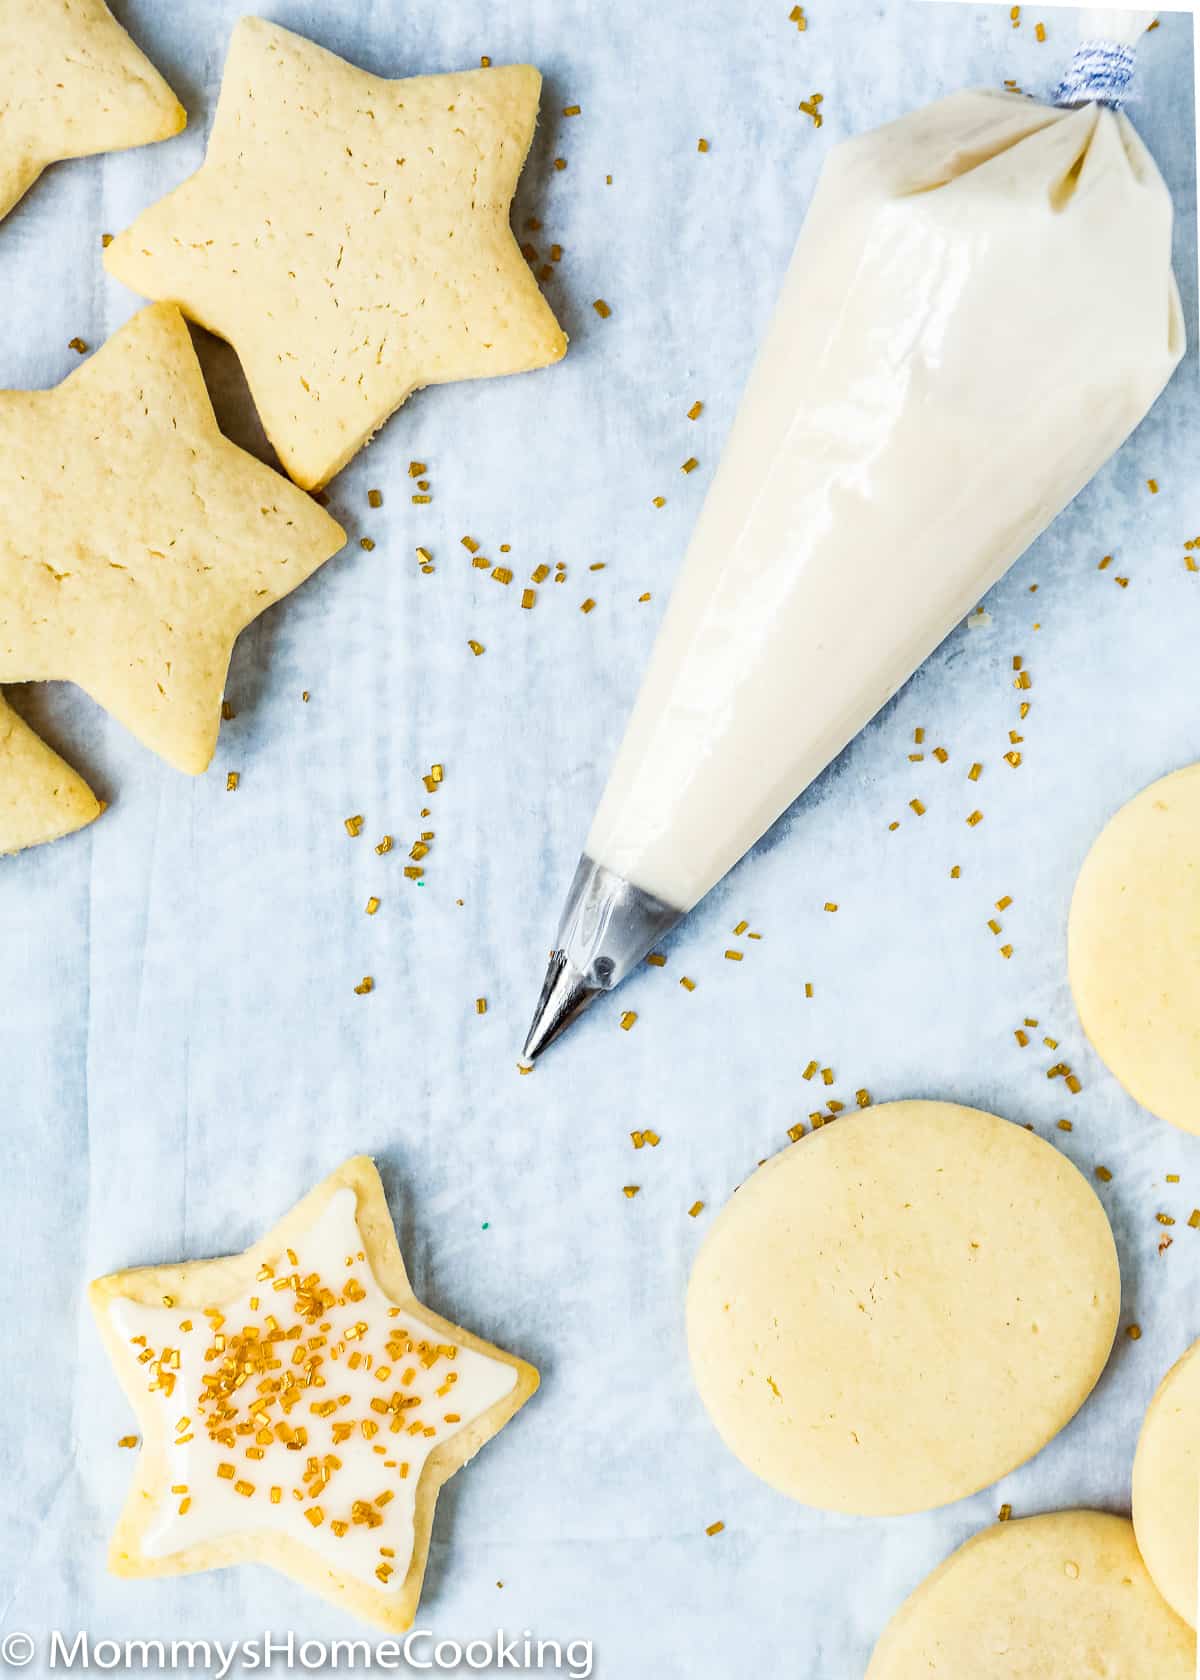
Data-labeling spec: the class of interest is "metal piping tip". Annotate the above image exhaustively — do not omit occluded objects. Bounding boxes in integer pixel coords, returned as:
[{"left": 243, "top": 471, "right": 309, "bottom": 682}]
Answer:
[
  {"left": 521, "top": 953, "right": 600, "bottom": 1064},
  {"left": 522, "top": 854, "right": 683, "bottom": 1063}
]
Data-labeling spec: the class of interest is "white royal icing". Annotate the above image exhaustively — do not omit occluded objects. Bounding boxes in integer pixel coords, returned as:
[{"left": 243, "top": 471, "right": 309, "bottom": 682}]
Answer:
[{"left": 109, "top": 1187, "right": 517, "bottom": 1591}]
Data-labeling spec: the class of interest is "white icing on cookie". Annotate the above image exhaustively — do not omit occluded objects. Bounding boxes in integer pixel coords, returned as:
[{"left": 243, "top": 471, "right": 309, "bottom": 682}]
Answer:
[{"left": 109, "top": 1188, "right": 516, "bottom": 1590}]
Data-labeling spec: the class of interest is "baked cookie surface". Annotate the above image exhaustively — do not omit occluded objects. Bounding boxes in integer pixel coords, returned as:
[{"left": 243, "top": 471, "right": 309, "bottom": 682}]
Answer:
[
  {"left": 0, "top": 303, "right": 345, "bottom": 774},
  {"left": 90, "top": 1155, "right": 539, "bottom": 1631},
  {"left": 1069, "top": 762, "right": 1200, "bottom": 1135},
  {"left": 0, "top": 0, "right": 185, "bottom": 223},
  {"left": 106, "top": 18, "right": 568, "bottom": 490},
  {"left": 1132, "top": 1335, "right": 1200, "bottom": 1629},
  {"left": 686, "top": 1100, "right": 1120, "bottom": 1515},
  {"left": 0, "top": 688, "right": 101, "bottom": 854},
  {"left": 867, "top": 1512, "right": 1194, "bottom": 1678}
]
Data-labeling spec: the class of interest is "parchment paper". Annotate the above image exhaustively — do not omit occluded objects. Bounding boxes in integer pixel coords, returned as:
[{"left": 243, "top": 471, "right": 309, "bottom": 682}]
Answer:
[{"left": 1, "top": 2, "right": 1197, "bottom": 1675}]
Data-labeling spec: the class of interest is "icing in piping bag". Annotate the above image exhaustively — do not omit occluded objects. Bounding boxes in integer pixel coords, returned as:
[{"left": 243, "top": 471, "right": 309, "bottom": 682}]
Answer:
[{"left": 523, "top": 15, "right": 1184, "bottom": 1062}]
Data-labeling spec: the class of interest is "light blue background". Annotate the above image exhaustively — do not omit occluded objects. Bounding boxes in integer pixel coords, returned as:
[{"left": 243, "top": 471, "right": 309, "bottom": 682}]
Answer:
[{"left": 0, "top": 3, "right": 1197, "bottom": 1675}]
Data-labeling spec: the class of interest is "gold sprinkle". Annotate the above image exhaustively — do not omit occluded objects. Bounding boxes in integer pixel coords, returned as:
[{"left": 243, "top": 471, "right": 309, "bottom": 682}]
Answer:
[
  {"left": 804, "top": 982, "right": 813, "bottom": 998},
  {"left": 619, "top": 1011, "right": 638, "bottom": 1031},
  {"left": 733, "top": 920, "right": 749, "bottom": 936},
  {"left": 118, "top": 1435, "right": 138, "bottom": 1449},
  {"left": 345, "top": 815, "right": 364, "bottom": 838},
  {"left": 409, "top": 462, "right": 427, "bottom": 478},
  {"left": 999, "top": 1503, "right": 1012, "bottom": 1521},
  {"left": 999, "top": 944, "right": 1013, "bottom": 959},
  {"left": 996, "top": 896, "right": 1013, "bottom": 911},
  {"left": 1035, "top": 20, "right": 1046, "bottom": 41},
  {"left": 909, "top": 798, "right": 925, "bottom": 816},
  {"left": 1057, "top": 1119, "right": 1073, "bottom": 1133},
  {"left": 966, "top": 811, "right": 984, "bottom": 828},
  {"left": 697, "top": 137, "right": 709, "bottom": 152},
  {"left": 623, "top": 1186, "right": 640, "bottom": 1199},
  {"left": 468, "top": 639, "right": 485, "bottom": 656},
  {"left": 360, "top": 536, "right": 376, "bottom": 551},
  {"left": 554, "top": 158, "right": 567, "bottom": 171},
  {"left": 368, "top": 489, "right": 383, "bottom": 508},
  {"left": 1157, "top": 1213, "right": 1176, "bottom": 1227},
  {"left": 652, "top": 496, "right": 666, "bottom": 509},
  {"left": 1095, "top": 1165, "right": 1112, "bottom": 1183},
  {"left": 592, "top": 298, "right": 611, "bottom": 318},
  {"left": 687, "top": 401, "right": 703, "bottom": 420},
  {"left": 375, "top": 835, "right": 392, "bottom": 855},
  {"left": 365, "top": 897, "right": 380, "bottom": 916},
  {"left": 688, "top": 1201, "right": 704, "bottom": 1217},
  {"left": 787, "top": 1122, "right": 806, "bottom": 1142},
  {"left": 681, "top": 457, "right": 699, "bottom": 474},
  {"left": 221, "top": 700, "right": 235, "bottom": 721},
  {"left": 68, "top": 336, "right": 88, "bottom": 354},
  {"left": 521, "top": 587, "right": 536, "bottom": 609},
  {"left": 476, "top": 998, "right": 487, "bottom": 1015},
  {"left": 580, "top": 598, "right": 596, "bottom": 614},
  {"left": 823, "top": 901, "right": 838, "bottom": 913},
  {"left": 1189, "top": 1210, "right": 1200, "bottom": 1229},
  {"left": 563, "top": 103, "right": 581, "bottom": 116},
  {"left": 724, "top": 949, "right": 743, "bottom": 962},
  {"left": 679, "top": 976, "right": 696, "bottom": 991},
  {"left": 491, "top": 566, "right": 513, "bottom": 585},
  {"left": 968, "top": 762, "right": 982, "bottom": 783},
  {"left": 1148, "top": 478, "right": 1160, "bottom": 494},
  {"left": 1126, "top": 1324, "right": 1142, "bottom": 1340},
  {"left": 354, "top": 977, "right": 374, "bottom": 995},
  {"left": 224, "top": 771, "right": 239, "bottom": 792},
  {"left": 706, "top": 1521, "right": 725, "bottom": 1537},
  {"left": 646, "top": 953, "right": 667, "bottom": 967}
]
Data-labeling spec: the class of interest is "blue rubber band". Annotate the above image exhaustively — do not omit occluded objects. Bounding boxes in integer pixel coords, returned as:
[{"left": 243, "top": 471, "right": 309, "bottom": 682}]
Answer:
[{"left": 1054, "top": 41, "right": 1137, "bottom": 109}]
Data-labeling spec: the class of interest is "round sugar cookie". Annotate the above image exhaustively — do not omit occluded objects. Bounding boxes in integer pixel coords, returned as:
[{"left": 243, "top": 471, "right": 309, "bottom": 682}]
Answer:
[
  {"left": 1069, "top": 763, "right": 1200, "bottom": 1135},
  {"left": 685, "top": 1101, "right": 1119, "bottom": 1515},
  {"left": 866, "top": 1512, "right": 1195, "bottom": 1678},
  {"left": 1132, "top": 1337, "right": 1200, "bottom": 1628}
]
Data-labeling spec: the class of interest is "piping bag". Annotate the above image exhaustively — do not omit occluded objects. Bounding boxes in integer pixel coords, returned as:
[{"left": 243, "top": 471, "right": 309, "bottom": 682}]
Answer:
[{"left": 523, "top": 8, "right": 1185, "bottom": 1062}]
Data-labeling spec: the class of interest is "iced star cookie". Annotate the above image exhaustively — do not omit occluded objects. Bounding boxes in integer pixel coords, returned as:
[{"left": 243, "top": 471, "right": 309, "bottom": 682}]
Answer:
[
  {"left": 0, "top": 689, "right": 101, "bottom": 854},
  {"left": 0, "top": 0, "right": 185, "bottom": 223},
  {"left": 867, "top": 1512, "right": 1194, "bottom": 1678},
  {"left": 105, "top": 18, "right": 568, "bottom": 490},
  {"left": 0, "top": 303, "right": 345, "bottom": 774},
  {"left": 90, "top": 1157, "right": 538, "bottom": 1631},
  {"left": 687, "top": 1101, "right": 1120, "bottom": 1515}
]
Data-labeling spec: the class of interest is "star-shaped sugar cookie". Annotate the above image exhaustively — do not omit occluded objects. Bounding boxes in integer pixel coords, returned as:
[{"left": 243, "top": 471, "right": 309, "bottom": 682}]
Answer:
[
  {"left": 91, "top": 1156, "right": 538, "bottom": 1632},
  {"left": 0, "top": 689, "right": 101, "bottom": 854},
  {"left": 105, "top": 18, "right": 568, "bottom": 490},
  {"left": 0, "top": 0, "right": 185, "bottom": 224},
  {"left": 0, "top": 303, "right": 345, "bottom": 774}
]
